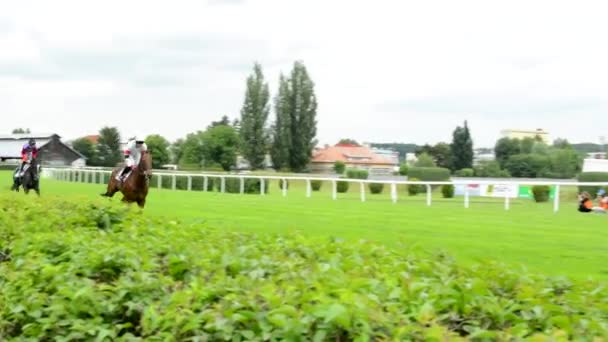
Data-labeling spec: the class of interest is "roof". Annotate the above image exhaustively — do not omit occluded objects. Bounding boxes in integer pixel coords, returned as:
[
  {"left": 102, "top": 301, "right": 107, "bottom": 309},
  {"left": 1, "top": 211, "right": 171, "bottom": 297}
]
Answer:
[
  {"left": 312, "top": 145, "right": 396, "bottom": 165},
  {"left": 0, "top": 133, "right": 86, "bottom": 159}
]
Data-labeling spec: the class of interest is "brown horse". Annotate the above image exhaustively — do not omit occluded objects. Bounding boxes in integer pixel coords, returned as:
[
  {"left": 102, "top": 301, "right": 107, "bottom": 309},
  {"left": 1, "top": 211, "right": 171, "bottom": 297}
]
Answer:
[{"left": 101, "top": 152, "right": 152, "bottom": 208}]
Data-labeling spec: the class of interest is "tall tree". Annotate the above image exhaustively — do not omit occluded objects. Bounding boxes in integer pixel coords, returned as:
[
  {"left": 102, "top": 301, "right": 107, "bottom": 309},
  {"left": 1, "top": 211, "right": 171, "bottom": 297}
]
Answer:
[
  {"left": 145, "top": 134, "right": 171, "bottom": 169},
  {"left": 71, "top": 138, "right": 98, "bottom": 165},
  {"left": 12, "top": 128, "right": 31, "bottom": 134},
  {"left": 208, "top": 115, "right": 231, "bottom": 129},
  {"left": 431, "top": 143, "right": 453, "bottom": 169},
  {"left": 270, "top": 74, "right": 291, "bottom": 170},
  {"left": 239, "top": 63, "right": 270, "bottom": 170},
  {"left": 179, "top": 132, "right": 205, "bottom": 166},
  {"left": 451, "top": 121, "right": 474, "bottom": 170},
  {"left": 270, "top": 62, "right": 318, "bottom": 172},
  {"left": 97, "top": 126, "right": 122, "bottom": 167},
  {"left": 170, "top": 138, "right": 185, "bottom": 164}
]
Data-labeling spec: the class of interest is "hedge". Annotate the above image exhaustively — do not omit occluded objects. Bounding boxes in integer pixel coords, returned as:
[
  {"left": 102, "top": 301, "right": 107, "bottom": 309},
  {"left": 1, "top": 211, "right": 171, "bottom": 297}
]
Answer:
[
  {"left": 407, "top": 167, "right": 451, "bottom": 182},
  {"left": 368, "top": 182, "right": 384, "bottom": 194},
  {"left": 2, "top": 195, "right": 608, "bottom": 340},
  {"left": 345, "top": 169, "right": 369, "bottom": 180},
  {"left": 311, "top": 180, "right": 323, "bottom": 191},
  {"left": 577, "top": 172, "right": 608, "bottom": 199}
]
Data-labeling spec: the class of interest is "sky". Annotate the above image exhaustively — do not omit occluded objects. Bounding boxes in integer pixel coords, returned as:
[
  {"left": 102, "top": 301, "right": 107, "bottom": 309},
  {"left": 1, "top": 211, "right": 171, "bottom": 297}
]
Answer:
[{"left": 1, "top": 0, "right": 607, "bottom": 148}]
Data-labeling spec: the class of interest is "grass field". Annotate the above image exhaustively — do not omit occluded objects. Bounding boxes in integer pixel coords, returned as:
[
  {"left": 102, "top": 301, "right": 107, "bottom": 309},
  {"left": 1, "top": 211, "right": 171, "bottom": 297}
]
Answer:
[{"left": 3, "top": 171, "right": 607, "bottom": 280}]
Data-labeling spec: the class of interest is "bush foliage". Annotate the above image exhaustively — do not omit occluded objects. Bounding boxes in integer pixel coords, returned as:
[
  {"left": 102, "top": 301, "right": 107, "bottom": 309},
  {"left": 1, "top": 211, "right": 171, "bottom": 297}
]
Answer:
[
  {"left": 345, "top": 169, "right": 369, "bottom": 180},
  {"left": 368, "top": 182, "right": 384, "bottom": 194},
  {"left": 532, "top": 185, "right": 550, "bottom": 202},
  {"left": 408, "top": 167, "right": 451, "bottom": 182},
  {"left": 2, "top": 195, "right": 608, "bottom": 340},
  {"left": 578, "top": 172, "right": 608, "bottom": 199},
  {"left": 442, "top": 184, "right": 455, "bottom": 198},
  {"left": 311, "top": 180, "right": 322, "bottom": 191}
]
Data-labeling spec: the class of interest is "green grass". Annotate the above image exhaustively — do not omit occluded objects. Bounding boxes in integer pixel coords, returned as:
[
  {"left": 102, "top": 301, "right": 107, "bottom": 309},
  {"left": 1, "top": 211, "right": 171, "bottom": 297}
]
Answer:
[{"left": 4, "top": 171, "right": 608, "bottom": 280}]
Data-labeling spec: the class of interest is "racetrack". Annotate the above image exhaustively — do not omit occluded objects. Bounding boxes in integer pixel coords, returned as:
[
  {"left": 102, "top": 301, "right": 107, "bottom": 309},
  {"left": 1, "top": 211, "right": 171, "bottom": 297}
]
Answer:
[{"left": 3, "top": 170, "right": 607, "bottom": 279}]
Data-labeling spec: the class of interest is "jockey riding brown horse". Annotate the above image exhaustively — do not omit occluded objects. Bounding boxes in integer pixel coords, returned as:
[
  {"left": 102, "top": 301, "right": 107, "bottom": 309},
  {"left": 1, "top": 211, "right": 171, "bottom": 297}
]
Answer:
[{"left": 101, "top": 151, "right": 152, "bottom": 208}]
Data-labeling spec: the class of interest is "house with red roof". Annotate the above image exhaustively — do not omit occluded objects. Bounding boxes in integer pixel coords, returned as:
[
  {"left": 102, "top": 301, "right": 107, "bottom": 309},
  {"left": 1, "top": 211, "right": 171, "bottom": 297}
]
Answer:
[{"left": 310, "top": 143, "right": 398, "bottom": 175}]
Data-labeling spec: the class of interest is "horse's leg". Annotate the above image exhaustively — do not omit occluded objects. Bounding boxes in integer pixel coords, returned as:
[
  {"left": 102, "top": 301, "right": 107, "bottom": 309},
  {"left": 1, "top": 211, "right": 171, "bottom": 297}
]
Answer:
[
  {"left": 137, "top": 197, "right": 146, "bottom": 208},
  {"left": 101, "top": 170, "right": 120, "bottom": 197}
]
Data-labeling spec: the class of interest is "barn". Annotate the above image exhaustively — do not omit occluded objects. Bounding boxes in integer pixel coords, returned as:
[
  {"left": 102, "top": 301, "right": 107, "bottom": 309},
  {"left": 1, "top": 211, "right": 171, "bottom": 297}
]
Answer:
[{"left": 0, "top": 133, "right": 86, "bottom": 167}]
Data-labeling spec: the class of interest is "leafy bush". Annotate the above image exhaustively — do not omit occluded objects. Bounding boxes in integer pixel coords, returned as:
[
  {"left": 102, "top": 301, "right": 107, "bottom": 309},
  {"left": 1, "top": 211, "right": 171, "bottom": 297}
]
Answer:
[
  {"left": 505, "top": 154, "right": 550, "bottom": 178},
  {"left": 336, "top": 179, "right": 349, "bottom": 193},
  {"left": 414, "top": 152, "right": 436, "bottom": 167},
  {"left": 454, "top": 168, "right": 474, "bottom": 177},
  {"left": 474, "top": 160, "right": 511, "bottom": 178},
  {"left": 333, "top": 161, "right": 346, "bottom": 174},
  {"left": 577, "top": 172, "right": 608, "bottom": 199},
  {"left": 368, "top": 182, "right": 384, "bottom": 194},
  {"left": 398, "top": 163, "right": 408, "bottom": 176},
  {"left": 221, "top": 178, "right": 269, "bottom": 194},
  {"left": 532, "top": 185, "right": 550, "bottom": 202},
  {"left": 311, "top": 180, "right": 322, "bottom": 191},
  {"left": 442, "top": 184, "right": 455, "bottom": 198},
  {"left": 407, "top": 177, "right": 424, "bottom": 196},
  {"left": 346, "top": 169, "right": 369, "bottom": 179},
  {"left": 3, "top": 195, "right": 608, "bottom": 340}
]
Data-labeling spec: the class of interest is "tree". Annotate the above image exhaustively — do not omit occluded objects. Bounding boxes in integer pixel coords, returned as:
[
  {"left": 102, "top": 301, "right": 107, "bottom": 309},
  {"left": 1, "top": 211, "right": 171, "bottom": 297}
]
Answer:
[
  {"left": 520, "top": 137, "right": 536, "bottom": 154},
  {"left": 239, "top": 63, "right": 270, "bottom": 170},
  {"left": 270, "top": 61, "right": 318, "bottom": 172},
  {"left": 12, "top": 128, "right": 31, "bottom": 134},
  {"left": 414, "top": 152, "right": 436, "bottom": 167},
  {"left": 505, "top": 154, "right": 550, "bottom": 178},
  {"left": 170, "top": 138, "right": 184, "bottom": 164},
  {"left": 474, "top": 160, "right": 510, "bottom": 178},
  {"left": 208, "top": 115, "right": 231, "bottom": 129},
  {"left": 145, "top": 134, "right": 171, "bottom": 169},
  {"left": 494, "top": 137, "right": 521, "bottom": 168},
  {"left": 547, "top": 149, "right": 581, "bottom": 179},
  {"left": 430, "top": 142, "right": 452, "bottom": 169},
  {"left": 451, "top": 121, "right": 474, "bottom": 170},
  {"left": 71, "top": 138, "right": 98, "bottom": 165},
  {"left": 97, "top": 126, "right": 122, "bottom": 167},
  {"left": 553, "top": 138, "right": 572, "bottom": 150},
  {"left": 200, "top": 125, "right": 240, "bottom": 171},
  {"left": 179, "top": 132, "right": 205, "bottom": 167},
  {"left": 338, "top": 139, "right": 359, "bottom": 146},
  {"left": 270, "top": 74, "right": 292, "bottom": 171},
  {"left": 333, "top": 161, "right": 346, "bottom": 174}
]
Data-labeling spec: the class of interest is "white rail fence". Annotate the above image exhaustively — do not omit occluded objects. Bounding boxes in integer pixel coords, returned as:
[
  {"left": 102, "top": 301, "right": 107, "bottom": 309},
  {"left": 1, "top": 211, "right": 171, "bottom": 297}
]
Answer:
[{"left": 42, "top": 167, "right": 608, "bottom": 213}]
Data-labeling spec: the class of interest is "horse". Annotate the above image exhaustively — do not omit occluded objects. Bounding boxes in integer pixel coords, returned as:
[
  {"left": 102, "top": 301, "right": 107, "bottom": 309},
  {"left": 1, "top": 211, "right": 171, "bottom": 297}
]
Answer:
[
  {"left": 101, "top": 151, "right": 152, "bottom": 208},
  {"left": 12, "top": 158, "right": 41, "bottom": 196}
]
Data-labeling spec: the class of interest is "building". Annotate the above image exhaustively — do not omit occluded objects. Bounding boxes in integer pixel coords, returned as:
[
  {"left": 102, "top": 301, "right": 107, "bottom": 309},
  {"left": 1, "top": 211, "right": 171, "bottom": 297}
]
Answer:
[
  {"left": 0, "top": 133, "right": 86, "bottom": 167},
  {"left": 500, "top": 128, "right": 551, "bottom": 144},
  {"left": 310, "top": 143, "right": 398, "bottom": 175}
]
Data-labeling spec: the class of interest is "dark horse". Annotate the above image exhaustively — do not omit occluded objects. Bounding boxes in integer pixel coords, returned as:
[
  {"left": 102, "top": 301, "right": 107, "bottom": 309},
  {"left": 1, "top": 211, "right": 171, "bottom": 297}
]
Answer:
[
  {"left": 12, "top": 158, "right": 40, "bottom": 196},
  {"left": 101, "top": 152, "right": 152, "bottom": 208}
]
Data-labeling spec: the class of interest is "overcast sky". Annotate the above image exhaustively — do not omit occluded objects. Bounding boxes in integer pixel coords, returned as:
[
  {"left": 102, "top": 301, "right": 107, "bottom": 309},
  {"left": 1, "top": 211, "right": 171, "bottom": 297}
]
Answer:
[{"left": 1, "top": 0, "right": 607, "bottom": 147}]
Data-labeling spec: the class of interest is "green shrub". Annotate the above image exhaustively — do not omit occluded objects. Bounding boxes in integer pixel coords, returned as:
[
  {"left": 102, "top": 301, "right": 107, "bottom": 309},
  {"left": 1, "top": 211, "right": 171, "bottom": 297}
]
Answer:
[
  {"left": 346, "top": 169, "right": 369, "bottom": 179},
  {"left": 408, "top": 167, "right": 451, "bottom": 182},
  {"left": 368, "top": 182, "right": 384, "bottom": 194},
  {"left": 311, "top": 180, "right": 322, "bottom": 191},
  {"left": 224, "top": 178, "right": 269, "bottom": 194},
  {"left": 532, "top": 185, "right": 550, "bottom": 202},
  {"left": 473, "top": 160, "right": 510, "bottom": 178},
  {"left": 333, "top": 161, "right": 346, "bottom": 174},
  {"left": 398, "top": 163, "right": 408, "bottom": 176},
  {"left": 578, "top": 172, "right": 608, "bottom": 199},
  {"left": 336, "top": 179, "right": 350, "bottom": 193},
  {"left": 454, "top": 168, "right": 474, "bottom": 177},
  {"left": 3, "top": 195, "right": 608, "bottom": 340},
  {"left": 442, "top": 184, "right": 455, "bottom": 198},
  {"left": 407, "top": 177, "right": 424, "bottom": 196}
]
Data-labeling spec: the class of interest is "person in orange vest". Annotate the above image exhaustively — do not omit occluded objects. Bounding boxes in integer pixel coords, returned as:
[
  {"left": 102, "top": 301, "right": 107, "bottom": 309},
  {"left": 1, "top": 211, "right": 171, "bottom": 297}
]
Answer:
[
  {"left": 598, "top": 189, "right": 608, "bottom": 210},
  {"left": 578, "top": 192, "right": 593, "bottom": 212}
]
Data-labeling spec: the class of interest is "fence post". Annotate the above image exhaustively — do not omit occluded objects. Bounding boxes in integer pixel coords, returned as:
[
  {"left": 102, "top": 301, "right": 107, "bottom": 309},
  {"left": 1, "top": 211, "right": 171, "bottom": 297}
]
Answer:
[
  {"left": 391, "top": 183, "right": 397, "bottom": 203},
  {"left": 360, "top": 182, "right": 365, "bottom": 202},
  {"left": 464, "top": 188, "right": 470, "bottom": 208},
  {"left": 505, "top": 193, "right": 510, "bottom": 211},
  {"left": 157, "top": 174, "right": 162, "bottom": 189},
  {"left": 203, "top": 176, "right": 208, "bottom": 192},
  {"left": 221, "top": 177, "right": 225, "bottom": 193},
  {"left": 240, "top": 177, "right": 245, "bottom": 194},
  {"left": 426, "top": 184, "right": 431, "bottom": 206},
  {"left": 332, "top": 180, "right": 337, "bottom": 200},
  {"left": 260, "top": 178, "right": 265, "bottom": 195},
  {"left": 554, "top": 184, "right": 560, "bottom": 213},
  {"left": 282, "top": 178, "right": 287, "bottom": 197},
  {"left": 306, "top": 179, "right": 312, "bottom": 198},
  {"left": 187, "top": 176, "right": 192, "bottom": 191},
  {"left": 172, "top": 175, "right": 176, "bottom": 190}
]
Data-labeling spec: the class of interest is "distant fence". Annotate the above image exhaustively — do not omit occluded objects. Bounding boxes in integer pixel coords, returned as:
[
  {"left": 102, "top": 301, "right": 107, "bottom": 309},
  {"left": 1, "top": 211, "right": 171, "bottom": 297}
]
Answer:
[{"left": 41, "top": 167, "right": 608, "bottom": 213}]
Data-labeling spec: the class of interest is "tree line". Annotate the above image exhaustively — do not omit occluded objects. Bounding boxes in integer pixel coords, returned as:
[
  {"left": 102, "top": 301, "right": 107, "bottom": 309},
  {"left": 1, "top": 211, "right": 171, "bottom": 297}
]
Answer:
[{"left": 70, "top": 61, "right": 318, "bottom": 172}]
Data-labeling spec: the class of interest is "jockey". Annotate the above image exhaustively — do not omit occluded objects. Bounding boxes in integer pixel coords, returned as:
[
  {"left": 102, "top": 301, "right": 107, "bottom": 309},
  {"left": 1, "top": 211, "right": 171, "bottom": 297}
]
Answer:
[
  {"left": 118, "top": 135, "right": 148, "bottom": 181},
  {"left": 12, "top": 138, "right": 38, "bottom": 189}
]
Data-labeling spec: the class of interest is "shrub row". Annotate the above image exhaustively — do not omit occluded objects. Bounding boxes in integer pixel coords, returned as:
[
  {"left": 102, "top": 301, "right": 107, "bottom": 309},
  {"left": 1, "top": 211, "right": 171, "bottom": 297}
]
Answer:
[{"left": 2, "top": 195, "right": 608, "bottom": 339}]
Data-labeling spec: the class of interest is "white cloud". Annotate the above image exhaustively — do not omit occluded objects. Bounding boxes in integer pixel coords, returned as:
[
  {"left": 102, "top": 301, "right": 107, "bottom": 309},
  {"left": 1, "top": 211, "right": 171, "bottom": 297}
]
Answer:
[{"left": 1, "top": 0, "right": 607, "bottom": 147}]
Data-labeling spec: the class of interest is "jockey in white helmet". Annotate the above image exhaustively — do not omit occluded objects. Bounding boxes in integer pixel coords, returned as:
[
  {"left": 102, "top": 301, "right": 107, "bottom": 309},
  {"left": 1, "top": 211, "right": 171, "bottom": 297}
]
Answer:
[{"left": 118, "top": 134, "right": 148, "bottom": 181}]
